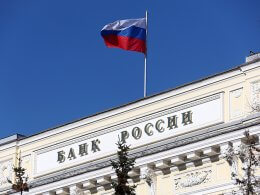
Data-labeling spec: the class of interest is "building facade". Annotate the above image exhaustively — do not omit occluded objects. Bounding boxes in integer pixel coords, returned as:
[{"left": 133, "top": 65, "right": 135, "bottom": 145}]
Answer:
[{"left": 0, "top": 54, "right": 260, "bottom": 195}]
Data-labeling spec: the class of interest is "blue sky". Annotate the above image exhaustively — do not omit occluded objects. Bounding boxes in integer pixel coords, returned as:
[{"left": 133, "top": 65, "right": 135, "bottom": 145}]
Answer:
[{"left": 0, "top": 0, "right": 259, "bottom": 138}]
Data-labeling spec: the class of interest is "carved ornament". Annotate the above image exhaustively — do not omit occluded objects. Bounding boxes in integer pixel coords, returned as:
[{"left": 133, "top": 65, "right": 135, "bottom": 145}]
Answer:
[{"left": 174, "top": 169, "right": 212, "bottom": 190}]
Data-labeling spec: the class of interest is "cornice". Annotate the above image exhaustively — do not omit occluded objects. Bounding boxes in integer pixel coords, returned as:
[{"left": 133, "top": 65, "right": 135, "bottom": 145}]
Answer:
[{"left": 27, "top": 113, "right": 260, "bottom": 189}]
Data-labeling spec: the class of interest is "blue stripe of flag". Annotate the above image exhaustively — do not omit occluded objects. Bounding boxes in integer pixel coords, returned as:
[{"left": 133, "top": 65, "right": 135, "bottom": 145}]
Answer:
[{"left": 101, "top": 26, "right": 146, "bottom": 41}]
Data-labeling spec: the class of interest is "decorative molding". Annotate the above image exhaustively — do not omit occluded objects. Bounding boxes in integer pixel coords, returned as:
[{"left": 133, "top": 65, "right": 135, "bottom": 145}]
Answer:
[
  {"left": 25, "top": 114, "right": 260, "bottom": 189},
  {"left": 140, "top": 167, "right": 157, "bottom": 195},
  {"left": 231, "top": 89, "right": 242, "bottom": 99},
  {"left": 70, "top": 188, "right": 84, "bottom": 195},
  {"left": 174, "top": 168, "right": 212, "bottom": 190},
  {"left": 251, "top": 80, "right": 260, "bottom": 111},
  {"left": 229, "top": 88, "right": 243, "bottom": 119},
  {"left": 179, "top": 181, "right": 236, "bottom": 195},
  {"left": 0, "top": 159, "right": 12, "bottom": 186},
  {"left": 222, "top": 144, "right": 238, "bottom": 181}
]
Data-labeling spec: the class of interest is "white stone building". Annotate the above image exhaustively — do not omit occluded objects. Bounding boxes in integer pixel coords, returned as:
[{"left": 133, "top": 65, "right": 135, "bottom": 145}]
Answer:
[{"left": 0, "top": 53, "right": 260, "bottom": 195}]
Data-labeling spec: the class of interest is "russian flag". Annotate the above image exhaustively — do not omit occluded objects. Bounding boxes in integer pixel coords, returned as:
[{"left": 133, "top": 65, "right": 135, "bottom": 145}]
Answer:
[{"left": 101, "top": 18, "right": 146, "bottom": 54}]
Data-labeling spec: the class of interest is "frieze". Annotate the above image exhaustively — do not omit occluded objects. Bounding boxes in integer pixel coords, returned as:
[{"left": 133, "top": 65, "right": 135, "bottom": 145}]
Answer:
[
  {"left": 26, "top": 116, "right": 260, "bottom": 189},
  {"left": 174, "top": 169, "right": 212, "bottom": 190},
  {"left": 34, "top": 94, "right": 223, "bottom": 174}
]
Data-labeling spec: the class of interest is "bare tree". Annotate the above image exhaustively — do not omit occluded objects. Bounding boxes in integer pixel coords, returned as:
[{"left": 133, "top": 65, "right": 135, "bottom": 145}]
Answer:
[
  {"left": 247, "top": 82, "right": 260, "bottom": 113},
  {"left": 223, "top": 131, "right": 260, "bottom": 194}
]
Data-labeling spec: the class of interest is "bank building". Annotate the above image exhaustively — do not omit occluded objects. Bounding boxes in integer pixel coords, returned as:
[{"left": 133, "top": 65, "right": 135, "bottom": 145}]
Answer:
[{"left": 0, "top": 53, "right": 260, "bottom": 195}]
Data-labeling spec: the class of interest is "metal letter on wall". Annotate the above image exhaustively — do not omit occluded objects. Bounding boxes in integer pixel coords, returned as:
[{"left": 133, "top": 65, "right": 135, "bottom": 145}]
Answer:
[{"left": 35, "top": 93, "right": 224, "bottom": 175}]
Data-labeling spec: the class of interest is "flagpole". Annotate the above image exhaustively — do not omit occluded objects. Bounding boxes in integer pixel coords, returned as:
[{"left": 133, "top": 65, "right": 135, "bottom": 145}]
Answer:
[{"left": 144, "top": 10, "right": 148, "bottom": 98}]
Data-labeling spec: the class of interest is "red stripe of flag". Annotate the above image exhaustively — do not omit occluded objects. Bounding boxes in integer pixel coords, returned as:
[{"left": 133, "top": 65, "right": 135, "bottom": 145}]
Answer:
[{"left": 102, "top": 35, "right": 146, "bottom": 54}]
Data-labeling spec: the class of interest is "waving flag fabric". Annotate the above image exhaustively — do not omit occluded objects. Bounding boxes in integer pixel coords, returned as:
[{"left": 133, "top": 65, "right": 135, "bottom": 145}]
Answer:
[{"left": 101, "top": 18, "right": 146, "bottom": 53}]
